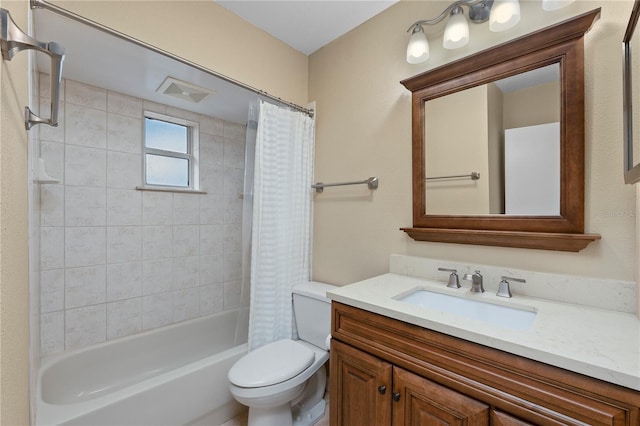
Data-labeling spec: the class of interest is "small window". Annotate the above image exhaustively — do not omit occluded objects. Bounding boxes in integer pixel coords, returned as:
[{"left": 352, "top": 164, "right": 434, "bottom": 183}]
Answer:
[{"left": 143, "top": 112, "right": 199, "bottom": 190}]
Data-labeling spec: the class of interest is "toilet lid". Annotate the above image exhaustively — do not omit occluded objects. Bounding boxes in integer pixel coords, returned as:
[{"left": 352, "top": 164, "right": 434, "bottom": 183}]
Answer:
[{"left": 228, "top": 339, "right": 315, "bottom": 388}]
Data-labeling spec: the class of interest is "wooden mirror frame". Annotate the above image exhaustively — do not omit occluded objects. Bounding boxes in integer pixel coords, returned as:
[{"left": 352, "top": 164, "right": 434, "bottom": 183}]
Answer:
[
  {"left": 400, "top": 9, "right": 601, "bottom": 252},
  {"left": 623, "top": 0, "right": 640, "bottom": 184}
]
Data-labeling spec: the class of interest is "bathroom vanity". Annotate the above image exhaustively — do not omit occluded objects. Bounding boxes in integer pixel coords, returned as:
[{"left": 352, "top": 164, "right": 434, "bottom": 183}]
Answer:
[{"left": 327, "top": 269, "right": 640, "bottom": 425}]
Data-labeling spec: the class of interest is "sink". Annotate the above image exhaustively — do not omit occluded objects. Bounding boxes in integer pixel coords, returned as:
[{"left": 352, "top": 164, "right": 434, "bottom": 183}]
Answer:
[{"left": 395, "top": 289, "right": 537, "bottom": 331}]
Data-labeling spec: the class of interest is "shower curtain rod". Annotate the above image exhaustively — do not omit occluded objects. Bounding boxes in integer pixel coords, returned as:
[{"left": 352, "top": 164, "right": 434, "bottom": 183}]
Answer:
[{"left": 29, "top": 0, "right": 315, "bottom": 119}]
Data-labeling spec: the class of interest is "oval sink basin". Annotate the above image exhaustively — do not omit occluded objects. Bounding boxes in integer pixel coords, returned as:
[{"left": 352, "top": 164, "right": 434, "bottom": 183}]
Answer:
[{"left": 395, "top": 289, "right": 536, "bottom": 330}]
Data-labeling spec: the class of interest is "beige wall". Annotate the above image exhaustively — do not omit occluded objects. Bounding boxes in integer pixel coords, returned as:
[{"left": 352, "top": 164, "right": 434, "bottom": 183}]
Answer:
[
  {"left": 309, "top": 0, "right": 637, "bottom": 284},
  {"left": 0, "top": 1, "right": 32, "bottom": 424},
  {"left": 51, "top": 0, "right": 309, "bottom": 106},
  {"left": 503, "top": 80, "right": 560, "bottom": 128},
  {"left": 425, "top": 85, "right": 490, "bottom": 214}
]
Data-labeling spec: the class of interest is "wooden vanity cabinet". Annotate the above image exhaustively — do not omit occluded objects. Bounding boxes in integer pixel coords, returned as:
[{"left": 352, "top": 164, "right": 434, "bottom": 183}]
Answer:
[{"left": 330, "top": 302, "right": 640, "bottom": 426}]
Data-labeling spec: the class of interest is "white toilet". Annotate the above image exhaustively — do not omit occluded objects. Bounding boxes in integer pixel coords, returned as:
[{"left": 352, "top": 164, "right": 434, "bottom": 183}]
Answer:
[{"left": 228, "top": 281, "right": 336, "bottom": 426}]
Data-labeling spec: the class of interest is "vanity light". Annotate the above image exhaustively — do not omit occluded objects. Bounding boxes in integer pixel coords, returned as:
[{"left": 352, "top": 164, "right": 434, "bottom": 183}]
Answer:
[
  {"left": 443, "top": 6, "right": 470, "bottom": 49},
  {"left": 406, "top": 0, "right": 575, "bottom": 64}
]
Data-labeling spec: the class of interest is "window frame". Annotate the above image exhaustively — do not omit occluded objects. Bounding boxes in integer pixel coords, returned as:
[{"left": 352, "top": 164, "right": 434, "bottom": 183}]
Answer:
[{"left": 141, "top": 111, "right": 200, "bottom": 192}]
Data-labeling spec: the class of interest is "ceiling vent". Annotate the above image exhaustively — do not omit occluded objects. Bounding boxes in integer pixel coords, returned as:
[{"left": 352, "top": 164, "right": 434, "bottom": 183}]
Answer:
[{"left": 156, "top": 77, "right": 215, "bottom": 103}]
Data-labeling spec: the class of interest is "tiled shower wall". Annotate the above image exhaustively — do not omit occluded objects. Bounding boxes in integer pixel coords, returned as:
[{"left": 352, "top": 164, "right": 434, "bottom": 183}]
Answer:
[{"left": 38, "top": 75, "right": 248, "bottom": 357}]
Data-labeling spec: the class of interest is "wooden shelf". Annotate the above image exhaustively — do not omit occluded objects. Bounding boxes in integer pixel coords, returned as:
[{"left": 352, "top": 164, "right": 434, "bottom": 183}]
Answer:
[{"left": 401, "top": 227, "right": 601, "bottom": 252}]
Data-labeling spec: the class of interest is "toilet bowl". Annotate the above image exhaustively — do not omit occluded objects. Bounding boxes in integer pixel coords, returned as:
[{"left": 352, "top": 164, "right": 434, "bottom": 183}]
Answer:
[{"left": 228, "top": 282, "right": 336, "bottom": 426}]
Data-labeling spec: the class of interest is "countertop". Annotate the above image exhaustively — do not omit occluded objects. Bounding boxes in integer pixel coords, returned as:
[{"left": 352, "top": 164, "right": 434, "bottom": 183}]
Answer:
[{"left": 327, "top": 273, "right": 640, "bottom": 391}]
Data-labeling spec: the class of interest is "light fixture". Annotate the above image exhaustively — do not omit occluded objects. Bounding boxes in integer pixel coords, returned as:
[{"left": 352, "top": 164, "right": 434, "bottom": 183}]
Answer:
[
  {"left": 443, "top": 6, "right": 470, "bottom": 49},
  {"left": 406, "top": 0, "right": 575, "bottom": 64}
]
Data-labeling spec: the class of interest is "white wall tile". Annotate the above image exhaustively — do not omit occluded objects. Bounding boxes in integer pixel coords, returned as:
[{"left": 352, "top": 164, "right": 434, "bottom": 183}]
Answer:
[
  {"left": 224, "top": 193, "right": 243, "bottom": 225},
  {"left": 200, "top": 225, "right": 223, "bottom": 256},
  {"left": 41, "top": 269, "right": 65, "bottom": 314},
  {"left": 66, "top": 80, "right": 106, "bottom": 110},
  {"left": 223, "top": 138, "right": 245, "bottom": 169},
  {"left": 107, "top": 262, "right": 142, "bottom": 302},
  {"left": 173, "top": 288, "right": 199, "bottom": 322},
  {"left": 224, "top": 251, "right": 242, "bottom": 282},
  {"left": 173, "top": 225, "right": 199, "bottom": 257},
  {"left": 107, "top": 189, "right": 141, "bottom": 226},
  {"left": 200, "top": 283, "right": 223, "bottom": 315},
  {"left": 65, "top": 145, "right": 106, "bottom": 187},
  {"left": 142, "top": 226, "right": 173, "bottom": 260},
  {"left": 65, "top": 304, "right": 107, "bottom": 351},
  {"left": 107, "top": 92, "right": 142, "bottom": 118},
  {"left": 173, "top": 193, "right": 200, "bottom": 225},
  {"left": 143, "top": 292, "right": 172, "bottom": 330},
  {"left": 107, "top": 151, "right": 141, "bottom": 189},
  {"left": 65, "top": 265, "right": 106, "bottom": 309},
  {"left": 200, "top": 165, "right": 224, "bottom": 195},
  {"left": 107, "top": 298, "right": 142, "bottom": 340},
  {"left": 41, "top": 227, "right": 65, "bottom": 270},
  {"left": 143, "top": 100, "right": 168, "bottom": 115},
  {"left": 200, "top": 115, "right": 223, "bottom": 136},
  {"left": 200, "top": 255, "right": 224, "bottom": 285},
  {"left": 173, "top": 256, "right": 199, "bottom": 289},
  {"left": 223, "top": 280, "right": 243, "bottom": 309},
  {"left": 40, "top": 311, "right": 64, "bottom": 357},
  {"left": 200, "top": 133, "right": 224, "bottom": 167},
  {"left": 224, "top": 224, "right": 242, "bottom": 253},
  {"left": 107, "top": 226, "right": 142, "bottom": 264},
  {"left": 142, "top": 191, "right": 173, "bottom": 225},
  {"left": 65, "top": 186, "right": 106, "bottom": 227},
  {"left": 224, "top": 167, "right": 244, "bottom": 198},
  {"left": 40, "top": 141, "right": 64, "bottom": 181},
  {"left": 108, "top": 113, "right": 142, "bottom": 154},
  {"left": 66, "top": 103, "right": 107, "bottom": 149},
  {"left": 223, "top": 122, "right": 246, "bottom": 141},
  {"left": 40, "top": 184, "right": 64, "bottom": 227},
  {"left": 142, "top": 259, "right": 173, "bottom": 295},
  {"left": 199, "top": 194, "right": 224, "bottom": 225},
  {"left": 65, "top": 227, "right": 106, "bottom": 268}
]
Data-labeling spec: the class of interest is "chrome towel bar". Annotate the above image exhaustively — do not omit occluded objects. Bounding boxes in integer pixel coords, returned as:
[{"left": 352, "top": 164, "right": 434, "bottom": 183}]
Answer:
[
  {"left": 425, "top": 172, "right": 480, "bottom": 181},
  {"left": 312, "top": 176, "right": 378, "bottom": 193},
  {"left": 1, "top": 8, "right": 65, "bottom": 130}
]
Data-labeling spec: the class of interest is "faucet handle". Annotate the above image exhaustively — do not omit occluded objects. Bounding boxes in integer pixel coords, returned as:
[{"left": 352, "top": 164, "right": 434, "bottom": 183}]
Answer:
[
  {"left": 497, "top": 276, "right": 526, "bottom": 298},
  {"left": 438, "top": 268, "right": 460, "bottom": 289}
]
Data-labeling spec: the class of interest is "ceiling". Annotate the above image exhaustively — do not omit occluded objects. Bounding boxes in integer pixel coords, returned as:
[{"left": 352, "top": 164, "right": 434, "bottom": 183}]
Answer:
[
  {"left": 214, "top": 1, "right": 399, "bottom": 55},
  {"left": 32, "top": 1, "right": 398, "bottom": 125}
]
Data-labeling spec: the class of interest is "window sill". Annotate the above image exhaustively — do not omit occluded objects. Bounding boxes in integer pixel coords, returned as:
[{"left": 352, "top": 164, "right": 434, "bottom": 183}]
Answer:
[{"left": 135, "top": 186, "right": 207, "bottom": 195}]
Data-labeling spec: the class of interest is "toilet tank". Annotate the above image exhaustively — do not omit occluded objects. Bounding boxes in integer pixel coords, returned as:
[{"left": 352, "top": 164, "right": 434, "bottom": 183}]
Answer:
[{"left": 292, "top": 281, "right": 337, "bottom": 349}]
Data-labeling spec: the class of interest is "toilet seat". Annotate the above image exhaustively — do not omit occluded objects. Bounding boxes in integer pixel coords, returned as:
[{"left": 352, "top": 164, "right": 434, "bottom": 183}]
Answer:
[{"left": 228, "top": 339, "right": 315, "bottom": 388}]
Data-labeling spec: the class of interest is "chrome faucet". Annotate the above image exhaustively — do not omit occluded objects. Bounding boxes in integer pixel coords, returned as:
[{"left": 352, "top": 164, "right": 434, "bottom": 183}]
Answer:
[
  {"left": 437, "top": 267, "right": 460, "bottom": 288},
  {"left": 497, "top": 276, "right": 526, "bottom": 298},
  {"left": 463, "top": 270, "right": 484, "bottom": 293}
]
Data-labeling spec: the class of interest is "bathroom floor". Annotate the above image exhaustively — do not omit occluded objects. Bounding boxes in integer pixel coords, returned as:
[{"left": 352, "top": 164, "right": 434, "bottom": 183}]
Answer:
[{"left": 221, "top": 399, "right": 330, "bottom": 426}]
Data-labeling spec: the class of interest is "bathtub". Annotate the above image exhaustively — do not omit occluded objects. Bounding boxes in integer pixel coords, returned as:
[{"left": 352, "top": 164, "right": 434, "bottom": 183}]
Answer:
[{"left": 36, "top": 308, "right": 249, "bottom": 426}]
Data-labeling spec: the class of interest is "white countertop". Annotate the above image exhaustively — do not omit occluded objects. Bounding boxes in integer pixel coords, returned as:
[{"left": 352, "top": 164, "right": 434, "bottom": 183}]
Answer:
[{"left": 328, "top": 273, "right": 640, "bottom": 391}]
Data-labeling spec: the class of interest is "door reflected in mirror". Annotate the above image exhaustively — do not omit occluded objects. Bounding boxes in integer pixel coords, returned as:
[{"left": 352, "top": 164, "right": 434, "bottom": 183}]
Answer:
[{"left": 424, "top": 64, "right": 560, "bottom": 216}]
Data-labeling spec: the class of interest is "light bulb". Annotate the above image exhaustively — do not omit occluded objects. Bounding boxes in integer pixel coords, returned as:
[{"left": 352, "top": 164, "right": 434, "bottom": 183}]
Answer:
[
  {"left": 406, "top": 25, "right": 430, "bottom": 64},
  {"left": 490, "top": 0, "right": 521, "bottom": 32},
  {"left": 443, "top": 7, "right": 469, "bottom": 49}
]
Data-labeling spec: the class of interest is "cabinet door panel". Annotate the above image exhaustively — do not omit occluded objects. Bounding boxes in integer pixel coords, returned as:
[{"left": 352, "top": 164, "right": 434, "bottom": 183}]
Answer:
[
  {"left": 393, "top": 367, "right": 489, "bottom": 426},
  {"left": 330, "top": 339, "right": 392, "bottom": 426},
  {"left": 491, "top": 410, "right": 536, "bottom": 426}
]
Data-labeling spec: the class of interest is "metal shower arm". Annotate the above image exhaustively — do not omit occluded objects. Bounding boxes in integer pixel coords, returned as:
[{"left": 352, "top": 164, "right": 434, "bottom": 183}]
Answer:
[{"left": 1, "top": 8, "right": 65, "bottom": 129}]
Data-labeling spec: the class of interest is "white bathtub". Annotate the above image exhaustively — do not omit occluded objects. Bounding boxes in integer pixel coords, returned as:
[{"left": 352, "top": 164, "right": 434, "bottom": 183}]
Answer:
[{"left": 36, "top": 308, "right": 249, "bottom": 426}]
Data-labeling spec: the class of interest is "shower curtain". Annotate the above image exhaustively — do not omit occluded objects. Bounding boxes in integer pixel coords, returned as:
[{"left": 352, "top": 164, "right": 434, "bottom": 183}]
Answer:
[{"left": 245, "top": 100, "right": 315, "bottom": 351}]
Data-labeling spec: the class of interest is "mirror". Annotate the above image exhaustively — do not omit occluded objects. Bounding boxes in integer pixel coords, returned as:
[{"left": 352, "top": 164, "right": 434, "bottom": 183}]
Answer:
[
  {"left": 424, "top": 64, "right": 560, "bottom": 216},
  {"left": 400, "top": 9, "right": 601, "bottom": 252},
  {"left": 623, "top": 0, "right": 640, "bottom": 184}
]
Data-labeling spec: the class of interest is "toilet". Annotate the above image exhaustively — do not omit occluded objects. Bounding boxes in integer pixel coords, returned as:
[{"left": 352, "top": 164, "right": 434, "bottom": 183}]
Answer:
[{"left": 228, "top": 281, "right": 336, "bottom": 426}]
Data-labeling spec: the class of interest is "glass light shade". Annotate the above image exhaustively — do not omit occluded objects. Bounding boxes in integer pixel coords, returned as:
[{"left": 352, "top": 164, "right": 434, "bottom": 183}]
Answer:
[
  {"left": 443, "top": 11, "right": 469, "bottom": 49},
  {"left": 406, "top": 26, "right": 430, "bottom": 64},
  {"left": 542, "top": 0, "right": 575, "bottom": 11},
  {"left": 489, "top": 0, "right": 521, "bottom": 32}
]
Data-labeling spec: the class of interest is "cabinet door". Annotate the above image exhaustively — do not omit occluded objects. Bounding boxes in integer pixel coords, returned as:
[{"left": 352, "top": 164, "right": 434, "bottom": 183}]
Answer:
[
  {"left": 491, "top": 410, "right": 536, "bottom": 426},
  {"left": 330, "top": 339, "right": 392, "bottom": 426},
  {"left": 392, "top": 367, "right": 489, "bottom": 426}
]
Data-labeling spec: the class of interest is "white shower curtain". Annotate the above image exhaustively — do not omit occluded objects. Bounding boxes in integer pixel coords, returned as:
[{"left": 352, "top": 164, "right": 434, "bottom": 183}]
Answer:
[{"left": 247, "top": 100, "right": 315, "bottom": 351}]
